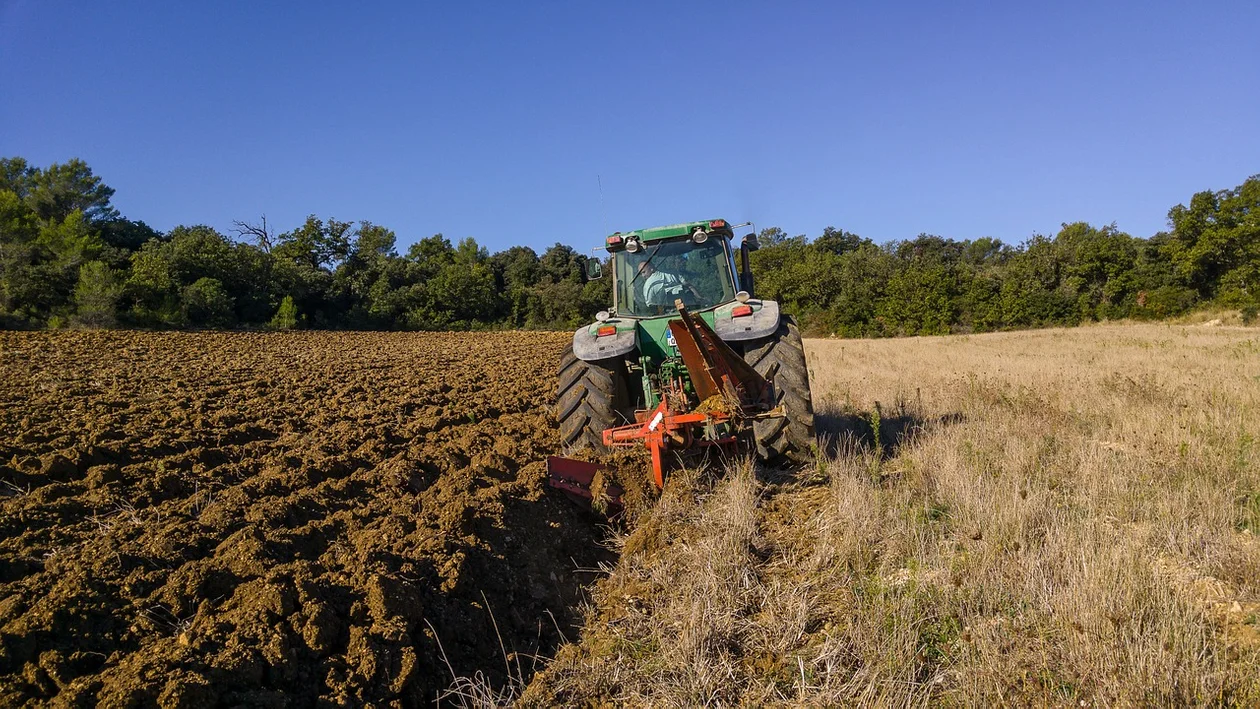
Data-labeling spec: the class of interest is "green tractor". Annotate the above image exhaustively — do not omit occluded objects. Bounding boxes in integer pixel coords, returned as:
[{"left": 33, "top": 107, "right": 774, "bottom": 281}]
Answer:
[{"left": 550, "top": 219, "right": 814, "bottom": 496}]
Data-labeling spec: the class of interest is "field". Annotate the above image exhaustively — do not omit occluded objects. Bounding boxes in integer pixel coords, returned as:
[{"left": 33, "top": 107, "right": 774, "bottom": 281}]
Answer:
[
  {"left": 3, "top": 324, "right": 1259, "bottom": 707},
  {"left": 0, "top": 331, "right": 610, "bottom": 707},
  {"left": 530, "top": 323, "right": 1260, "bottom": 706}
]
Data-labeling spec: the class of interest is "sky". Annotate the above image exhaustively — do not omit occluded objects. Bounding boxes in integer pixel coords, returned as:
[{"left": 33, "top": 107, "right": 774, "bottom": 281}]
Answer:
[{"left": 2, "top": 1, "right": 1258, "bottom": 254}]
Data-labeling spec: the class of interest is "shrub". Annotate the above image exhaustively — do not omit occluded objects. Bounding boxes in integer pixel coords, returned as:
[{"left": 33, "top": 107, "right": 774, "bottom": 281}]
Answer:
[
  {"left": 1242, "top": 302, "right": 1258, "bottom": 326},
  {"left": 270, "top": 295, "right": 299, "bottom": 330},
  {"left": 1132, "top": 285, "right": 1198, "bottom": 320},
  {"left": 181, "top": 277, "right": 235, "bottom": 328},
  {"left": 72, "top": 261, "right": 121, "bottom": 328}
]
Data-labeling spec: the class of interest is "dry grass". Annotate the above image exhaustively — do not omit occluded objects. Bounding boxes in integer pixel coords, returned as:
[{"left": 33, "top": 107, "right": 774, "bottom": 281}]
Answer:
[
  {"left": 526, "top": 323, "right": 1260, "bottom": 707},
  {"left": 1165, "top": 308, "right": 1250, "bottom": 327}
]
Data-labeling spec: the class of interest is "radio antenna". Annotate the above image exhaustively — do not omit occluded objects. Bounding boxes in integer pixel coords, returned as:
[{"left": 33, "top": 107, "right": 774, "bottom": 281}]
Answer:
[{"left": 597, "top": 174, "right": 607, "bottom": 235}]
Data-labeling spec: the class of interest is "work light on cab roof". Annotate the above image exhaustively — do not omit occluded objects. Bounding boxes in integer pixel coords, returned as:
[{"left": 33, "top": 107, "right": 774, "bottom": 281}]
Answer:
[{"left": 548, "top": 216, "right": 816, "bottom": 514}]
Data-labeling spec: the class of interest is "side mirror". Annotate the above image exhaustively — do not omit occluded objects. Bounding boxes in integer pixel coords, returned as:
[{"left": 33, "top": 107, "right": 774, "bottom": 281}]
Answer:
[
  {"left": 739, "top": 240, "right": 756, "bottom": 297},
  {"left": 586, "top": 258, "right": 603, "bottom": 280}
]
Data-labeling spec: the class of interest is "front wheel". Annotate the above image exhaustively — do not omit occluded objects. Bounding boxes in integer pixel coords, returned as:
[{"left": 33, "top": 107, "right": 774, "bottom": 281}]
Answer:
[{"left": 743, "top": 317, "right": 815, "bottom": 464}]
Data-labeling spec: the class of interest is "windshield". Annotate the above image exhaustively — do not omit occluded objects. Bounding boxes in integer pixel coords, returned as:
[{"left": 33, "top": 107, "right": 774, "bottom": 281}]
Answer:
[{"left": 615, "top": 238, "right": 737, "bottom": 317}]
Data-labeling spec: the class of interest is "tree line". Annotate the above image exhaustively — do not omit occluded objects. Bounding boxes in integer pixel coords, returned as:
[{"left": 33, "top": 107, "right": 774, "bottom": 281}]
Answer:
[
  {"left": 0, "top": 157, "right": 610, "bottom": 331},
  {"left": 1, "top": 156, "right": 1256, "bottom": 334},
  {"left": 751, "top": 174, "right": 1259, "bottom": 335}
]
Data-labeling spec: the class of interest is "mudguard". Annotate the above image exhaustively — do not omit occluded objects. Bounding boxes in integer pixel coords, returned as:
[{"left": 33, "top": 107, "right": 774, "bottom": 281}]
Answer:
[
  {"left": 713, "top": 299, "right": 781, "bottom": 342},
  {"left": 572, "top": 320, "right": 637, "bottom": 361}
]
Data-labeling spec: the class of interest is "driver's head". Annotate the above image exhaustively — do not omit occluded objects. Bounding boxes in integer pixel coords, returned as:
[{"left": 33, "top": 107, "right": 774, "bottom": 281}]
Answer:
[{"left": 636, "top": 260, "right": 655, "bottom": 277}]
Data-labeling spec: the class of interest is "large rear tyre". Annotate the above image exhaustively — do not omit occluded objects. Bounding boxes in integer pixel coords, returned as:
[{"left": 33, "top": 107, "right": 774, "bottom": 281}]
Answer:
[
  {"left": 554, "top": 345, "right": 633, "bottom": 452},
  {"left": 743, "top": 316, "right": 815, "bottom": 464}
]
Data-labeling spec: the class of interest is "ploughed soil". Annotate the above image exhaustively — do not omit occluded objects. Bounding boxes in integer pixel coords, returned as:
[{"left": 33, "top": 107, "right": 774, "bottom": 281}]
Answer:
[{"left": 0, "top": 330, "right": 611, "bottom": 707}]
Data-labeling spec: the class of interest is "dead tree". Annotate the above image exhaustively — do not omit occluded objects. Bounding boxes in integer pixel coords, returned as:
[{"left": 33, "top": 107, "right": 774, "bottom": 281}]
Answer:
[{"left": 232, "top": 215, "right": 275, "bottom": 253}]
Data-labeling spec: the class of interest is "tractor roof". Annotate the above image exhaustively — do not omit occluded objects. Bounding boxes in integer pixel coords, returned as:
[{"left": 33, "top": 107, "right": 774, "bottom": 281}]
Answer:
[{"left": 610, "top": 219, "right": 732, "bottom": 243}]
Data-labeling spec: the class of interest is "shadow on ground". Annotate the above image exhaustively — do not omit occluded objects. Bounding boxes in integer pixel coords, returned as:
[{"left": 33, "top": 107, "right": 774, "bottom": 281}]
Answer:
[{"left": 814, "top": 407, "right": 966, "bottom": 459}]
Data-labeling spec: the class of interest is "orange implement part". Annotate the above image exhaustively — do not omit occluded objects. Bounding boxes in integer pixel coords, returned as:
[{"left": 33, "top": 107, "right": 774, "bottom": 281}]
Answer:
[
  {"left": 602, "top": 400, "right": 738, "bottom": 488},
  {"left": 545, "top": 455, "right": 624, "bottom": 512},
  {"left": 589, "top": 302, "right": 777, "bottom": 491},
  {"left": 667, "top": 300, "right": 771, "bottom": 410}
]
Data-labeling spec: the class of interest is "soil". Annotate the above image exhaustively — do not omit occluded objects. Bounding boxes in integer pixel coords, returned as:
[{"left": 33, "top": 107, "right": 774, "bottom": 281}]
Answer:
[{"left": 0, "top": 330, "right": 613, "bottom": 707}]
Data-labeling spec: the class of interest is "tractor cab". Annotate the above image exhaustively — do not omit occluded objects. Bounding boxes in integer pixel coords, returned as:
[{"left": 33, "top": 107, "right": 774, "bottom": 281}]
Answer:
[
  {"left": 601, "top": 219, "right": 752, "bottom": 318},
  {"left": 573, "top": 219, "right": 779, "bottom": 364}
]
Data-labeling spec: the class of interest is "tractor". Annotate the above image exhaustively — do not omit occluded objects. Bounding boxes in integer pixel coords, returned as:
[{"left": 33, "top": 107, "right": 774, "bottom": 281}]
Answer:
[{"left": 548, "top": 219, "right": 815, "bottom": 506}]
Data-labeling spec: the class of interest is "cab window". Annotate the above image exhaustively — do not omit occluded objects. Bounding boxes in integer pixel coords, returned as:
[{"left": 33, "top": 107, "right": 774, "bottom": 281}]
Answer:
[{"left": 615, "top": 238, "right": 736, "bottom": 316}]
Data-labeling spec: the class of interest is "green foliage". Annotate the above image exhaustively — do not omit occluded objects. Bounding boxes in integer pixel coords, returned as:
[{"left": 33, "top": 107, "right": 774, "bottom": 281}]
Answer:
[
  {"left": 1165, "top": 176, "right": 1260, "bottom": 300},
  {"left": 1134, "top": 286, "right": 1198, "bottom": 320},
  {"left": 19, "top": 158, "right": 118, "bottom": 223},
  {"left": 181, "top": 277, "right": 235, "bottom": 328},
  {"left": 2, "top": 156, "right": 1257, "bottom": 335},
  {"left": 274, "top": 216, "right": 352, "bottom": 270},
  {"left": 73, "top": 261, "right": 122, "bottom": 328},
  {"left": 271, "top": 295, "right": 299, "bottom": 330},
  {"left": 746, "top": 178, "right": 1258, "bottom": 335}
]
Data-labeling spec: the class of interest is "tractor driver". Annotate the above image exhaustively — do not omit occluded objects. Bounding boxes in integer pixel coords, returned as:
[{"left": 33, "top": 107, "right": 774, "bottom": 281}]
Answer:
[{"left": 637, "top": 258, "right": 702, "bottom": 309}]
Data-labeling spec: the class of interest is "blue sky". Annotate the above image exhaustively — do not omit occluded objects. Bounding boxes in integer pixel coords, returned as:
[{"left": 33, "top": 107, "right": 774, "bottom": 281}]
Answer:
[{"left": 2, "top": 1, "right": 1257, "bottom": 254}]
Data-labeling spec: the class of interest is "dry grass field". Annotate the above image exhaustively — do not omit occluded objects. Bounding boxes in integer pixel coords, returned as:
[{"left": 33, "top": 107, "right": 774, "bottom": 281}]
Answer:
[{"left": 527, "top": 323, "right": 1260, "bottom": 707}]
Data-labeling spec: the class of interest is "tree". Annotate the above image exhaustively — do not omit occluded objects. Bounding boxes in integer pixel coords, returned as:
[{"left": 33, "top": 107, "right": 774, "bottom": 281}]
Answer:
[
  {"left": 491, "top": 245, "right": 541, "bottom": 326},
  {"left": 121, "top": 225, "right": 266, "bottom": 325},
  {"left": 271, "top": 295, "right": 299, "bottom": 330},
  {"left": 98, "top": 218, "right": 160, "bottom": 253},
  {"left": 1, "top": 158, "right": 143, "bottom": 326},
  {"left": 749, "top": 234, "right": 810, "bottom": 305},
  {"left": 1054, "top": 222, "right": 1138, "bottom": 319},
  {"left": 757, "top": 227, "right": 789, "bottom": 247},
  {"left": 0, "top": 210, "right": 105, "bottom": 324},
  {"left": 182, "top": 277, "right": 235, "bottom": 328},
  {"left": 878, "top": 264, "right": 959, "bottom": 336},
  {"left": 538, "top": 243, "right": 584, "bottom": 284},
  {"left": 1165, "top": 175, "right": 1260, "bottom": 305},
  {"left": 25, "top": 159, "right": 118, "bottom": 223},
  {"left": 2, "top": 154, "right": 1256, "bottom": 336},
  {"left": 893, "top": 234, "right": 964, "bottom": 265},
  {"left": 962, "top": 237, "right": 1009, "bottom": 266},
  {"left": 0, "top": 157, "right": 35, "bottom": 197},
  {"left": 407, "top": 234, "right": 456, "bottom": 279},
  {"left": 274, "top": 216, "right": 352, "bottom": 270},
  {"left": 0, "top": 189, "right": 41, "bottom": 323},
  {"left": 814, "top": 226, "right": 863, "bottom": 256},
  {"left": 124, "top": 239, "right": 180, "bottom": 325},
  {"left": 231, "top": 215, "right": 276, "bottom": 253},
  {"left": 823, "top": 243, "right": 896, "bottom": 336},
  {"left": 999, "top": 236, "right": 1075, "bottom": 327},
  {"left": 165, "top": 225, "right": 236, "bottom": 284},
  {"left": 333, "top": 221, "right": 402, "bottom": 327},
  {"left": 73, "top": 261, "right": 122, "bottom": 327}
]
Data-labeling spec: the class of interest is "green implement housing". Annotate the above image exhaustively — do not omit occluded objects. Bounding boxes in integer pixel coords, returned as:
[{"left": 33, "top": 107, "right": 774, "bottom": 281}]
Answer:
[{"left": 553, "top": 218, "right": 815, "bottom": 471}]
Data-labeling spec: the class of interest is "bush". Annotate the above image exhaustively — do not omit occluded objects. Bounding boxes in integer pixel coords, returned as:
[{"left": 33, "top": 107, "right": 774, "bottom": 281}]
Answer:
[
  {"left": 1133, "top": 286, "right": 1199, "bottom": 320},
  {"left": 181, "top": 277, "right": 235, "bottom": 328},
  {"left": 72, "top": 261, "right": 121, "bottom": 328},
  {"left": 1242, "top": 302, "right": 1258, "bottom": 326},
  {"left": 270, "top": 295, "right": 299, "bottom": 330}
]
